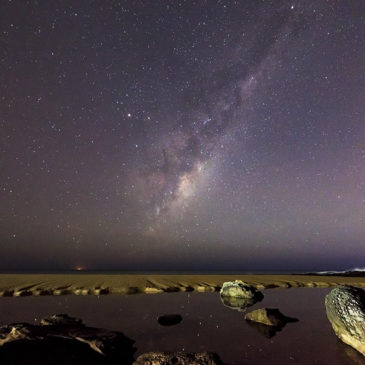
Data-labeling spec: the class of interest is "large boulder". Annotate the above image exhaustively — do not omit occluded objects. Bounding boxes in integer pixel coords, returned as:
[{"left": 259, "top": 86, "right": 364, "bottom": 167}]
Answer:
[
  {"left": 133, "top": 351, "right": 224, "bottom": 365},
  {"left": 325, "top": 285, "right": 365, "bottom": 356},
  {"left": 220, "top": 280, "right": 263, "bottom": 311}
]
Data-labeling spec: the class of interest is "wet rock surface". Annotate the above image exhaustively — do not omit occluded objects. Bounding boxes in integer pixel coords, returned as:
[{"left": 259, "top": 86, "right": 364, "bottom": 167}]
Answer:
[
  {"left": 244, "top": 308, "right": 298, "bottom": 338},
  {"left": 0, "top": 314, "right": 136, "bottom": 364},
  {"left": 133, "top": 351, "right": 224, "bottom": 365},
  {"left": 325, "top": 285, "right": 365, "bottom": 356},
  {"left": 220, "top": 280, "right": 262, "bottom": 299},
  {"left": 157, "top": 314, "right": 182, "bottom": 326},
  {"left": 244, "top": 308, "right": 298, "bottom": 327},
  {"left": 220, "top": 280, "right": 263, "bottom": 311}
]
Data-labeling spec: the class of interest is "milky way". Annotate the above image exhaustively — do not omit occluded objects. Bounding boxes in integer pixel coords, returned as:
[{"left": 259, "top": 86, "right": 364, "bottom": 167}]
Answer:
[{"left": 1, "top": 1, "right": 364, "bottom": 271}]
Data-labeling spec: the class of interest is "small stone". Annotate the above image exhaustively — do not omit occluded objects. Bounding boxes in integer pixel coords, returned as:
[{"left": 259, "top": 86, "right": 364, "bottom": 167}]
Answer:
[{"left": 158, "top": 314, "right": 182, "bottom": 326}]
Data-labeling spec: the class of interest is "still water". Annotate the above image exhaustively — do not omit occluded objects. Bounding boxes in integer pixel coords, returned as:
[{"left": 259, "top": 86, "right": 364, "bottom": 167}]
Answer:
[{"left": 0, "top": 288, "right": 363, "bottom": 364}]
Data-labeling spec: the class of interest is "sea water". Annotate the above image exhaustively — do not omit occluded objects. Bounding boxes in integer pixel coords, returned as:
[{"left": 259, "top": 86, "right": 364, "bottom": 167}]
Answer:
[{"left": 0, "top": 288, "right": 363, "bottom": 364}]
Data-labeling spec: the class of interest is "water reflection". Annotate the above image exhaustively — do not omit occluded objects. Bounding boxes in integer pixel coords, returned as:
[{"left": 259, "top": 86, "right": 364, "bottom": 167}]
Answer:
[
  {"left": 0, "top": 288, "right": 362, "bottom": 364},
  {"left": 220, "top": 292, "right": 263, "bottom": 312},
  {"left": 246, "top": 320, "right": 280, "bottom": 338}
]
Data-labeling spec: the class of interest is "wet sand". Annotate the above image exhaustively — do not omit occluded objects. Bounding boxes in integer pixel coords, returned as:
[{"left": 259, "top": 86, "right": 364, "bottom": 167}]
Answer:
[{"left": 0, "top": 274, "right": 364, "bottom": 297}]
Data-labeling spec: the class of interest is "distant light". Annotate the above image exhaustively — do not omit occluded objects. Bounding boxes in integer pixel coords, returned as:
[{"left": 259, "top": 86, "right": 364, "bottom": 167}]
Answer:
[
  {"left": 127, "top": 113, "right": 132, "bottom": 117},
  {"left": 76, "top": 266, "right": 83, "bottom": 271}
]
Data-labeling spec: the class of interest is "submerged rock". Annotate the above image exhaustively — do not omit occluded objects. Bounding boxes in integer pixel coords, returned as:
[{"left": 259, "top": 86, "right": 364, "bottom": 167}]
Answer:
[
  {"left": 157, "top": 314, "right": 182, "bottom": 326},
  {"left": 133, "top": 351, "right": 224, "bottom": 365},
  {"left": 244, "top": 308, "right": 298, "bottom": 327},
  {"left": 325, "top": 286, "right": 365, "bottom": 356},
  {"left": 220, "top": 280, "right": 263, "bottom": 311},
  {"left": 0, "top": 314, "right": 136, "bottom": 364}
]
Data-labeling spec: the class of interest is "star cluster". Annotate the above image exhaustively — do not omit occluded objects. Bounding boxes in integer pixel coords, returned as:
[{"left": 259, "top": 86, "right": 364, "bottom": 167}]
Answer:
[{"left": 1, "top": 1, "right": 364, "bottom": 271}]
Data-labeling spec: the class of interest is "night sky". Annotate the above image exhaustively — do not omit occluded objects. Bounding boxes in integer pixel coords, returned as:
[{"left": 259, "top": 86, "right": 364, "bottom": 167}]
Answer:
[{"left": 1, "top": 1, "right": 364, "bottom": 271}]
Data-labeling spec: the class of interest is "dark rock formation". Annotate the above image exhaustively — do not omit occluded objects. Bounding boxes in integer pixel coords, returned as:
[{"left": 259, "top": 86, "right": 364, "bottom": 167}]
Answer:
[
  {"left": 220, "top": 280, "right": 263, "bottom": 311},
  {"left": 0, "top": 314, "right": 136, "bottom": 364},
  {"left": 133, "top": 351, "right": 224, "bottom": 365},
  {"left": 157, "top": 314, "right": 182, "bottom": 326},
  {"left": 325, "top": 286, "right": 365, "bottom": 356}
]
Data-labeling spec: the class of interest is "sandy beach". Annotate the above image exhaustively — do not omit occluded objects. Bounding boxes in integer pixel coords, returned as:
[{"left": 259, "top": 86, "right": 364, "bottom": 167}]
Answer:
[{"left": 0, "top": 274, "right": 364, "bottom": 297}]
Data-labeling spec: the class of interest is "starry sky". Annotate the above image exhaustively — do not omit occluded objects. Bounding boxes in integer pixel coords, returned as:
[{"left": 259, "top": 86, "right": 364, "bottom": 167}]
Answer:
[{"left": 1, "top": 1, "right": 364, "bottom": 271}]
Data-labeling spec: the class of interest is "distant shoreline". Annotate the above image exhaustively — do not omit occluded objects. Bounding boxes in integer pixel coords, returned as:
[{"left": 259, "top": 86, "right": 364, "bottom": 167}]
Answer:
[
  {"left": 0, "top": 269, "right": 363, "bottom": 276},
  {"left": 0, "top": 274, "right": 364, "bottom": 297}
]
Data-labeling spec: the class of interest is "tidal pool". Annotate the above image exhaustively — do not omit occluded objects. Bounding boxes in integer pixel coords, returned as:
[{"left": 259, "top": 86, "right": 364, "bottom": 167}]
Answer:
[{"left": 0, "top": 288, "right": 363, "bottom": 364}]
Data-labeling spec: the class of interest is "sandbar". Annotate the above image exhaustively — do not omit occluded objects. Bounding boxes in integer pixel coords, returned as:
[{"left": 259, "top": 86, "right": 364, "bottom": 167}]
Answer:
[{"left": 0, "top": 274, "right": 364, "bottom": 297}]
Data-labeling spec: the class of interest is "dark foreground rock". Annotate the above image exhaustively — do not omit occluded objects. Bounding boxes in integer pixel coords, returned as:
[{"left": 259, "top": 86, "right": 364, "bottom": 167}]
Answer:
[
  {"left": 133, "top": 351, "right": 224, "bottom": 365},
  {"left": 325, "top": 286, "right": 365, "bottom": 356},
  {"left": 157, "top": 314, "right": 182, "bottom": 326},
  {"left": 0, "top": 314, "right": 136, "bottom": 364},
  {"left": 244, "top": 308, "right": 298, "bottom": 338},
  {"left": 220, "top": 280, "right": 263, "bottom": 311}
]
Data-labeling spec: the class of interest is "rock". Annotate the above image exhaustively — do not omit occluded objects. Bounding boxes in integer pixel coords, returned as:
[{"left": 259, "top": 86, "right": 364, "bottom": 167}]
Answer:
[
  {"left": 244, "top": 308, "right": 298, "bottom": 338},
  {"left": 0, "top": 337, "right": 110, "bottom": 365},
  {"left": 325, "top": 285, "right": 365, "bottom": 356},
  {"left": 144, "top": 287, "right": 163, "bottom": 294},
  {"left": 244, "top": 308, "right": 298, "bottom": 327},
  {"left": 0, "top": 314, "right": 136, "bottom": 364},
  {"left": 220, "top": 280, "right": 263, "bottom": 311},
  {"left": 157, "top": 314, "right": 182, "bottom": 326},
  {"left": 220, "top": 280, "right": 263, "bottom": 299},
  {"left": 133, "top": 351, "right": 224, "bottom": 365}
]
